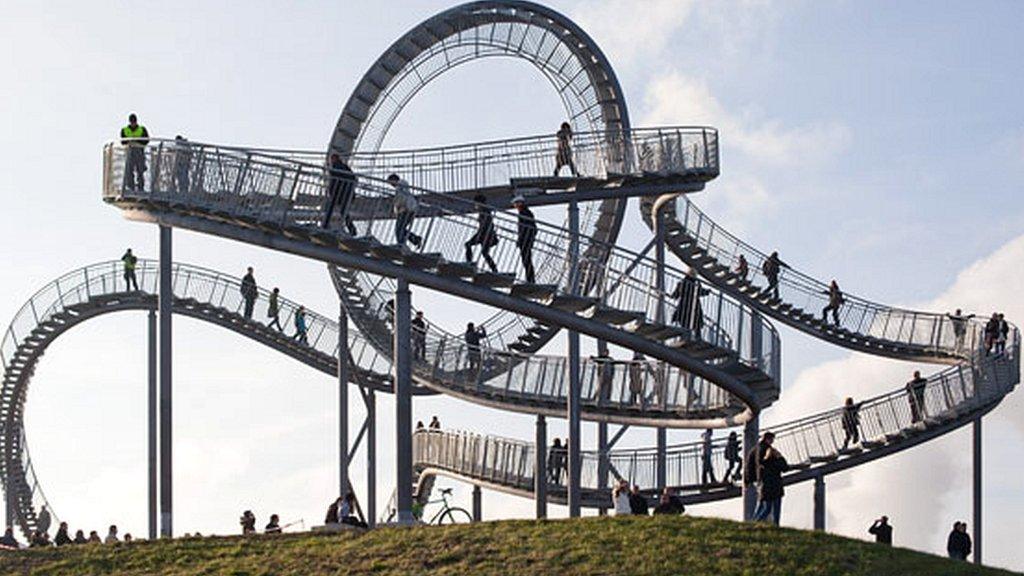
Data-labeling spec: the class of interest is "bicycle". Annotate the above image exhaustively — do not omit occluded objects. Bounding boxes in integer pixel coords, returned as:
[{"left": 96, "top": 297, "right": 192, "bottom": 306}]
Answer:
[{"left": 416, "top": 488, "right": 473, "bottom": 524}]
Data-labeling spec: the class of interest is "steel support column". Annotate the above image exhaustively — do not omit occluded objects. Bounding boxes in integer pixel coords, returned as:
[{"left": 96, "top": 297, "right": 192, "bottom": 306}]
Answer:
[
  {"left": 813, "top": 474, "right": 826, "bottom": 531},
  {"left": 973, "top": 416, "right": 982, "bottom": 565},
  {"left": 535, "top": 414, "right": 547, "bottom": 519},
  {"left": 338, "top": 303, "right": 350, "bottom": 500},
  {"left": 655, "top": 209, "right": 667, "bottom": 491},
  {"left": 472, "top": 485, "right": 482, "bottom": 522},
  {"left": 394, "top": 278, "right": 414, "bottom": 523},
  {"left": 366, "top": 388, "right": 377, "bottom": 528},
  {"left": 742, "top": 416, "right": 759, "bottom": 521},
  {"left": 158, "top": 225, "right": 173, "bottom": 537},
  {"left": 596, "top": 340, "right": 609, "bottom": 516},
  {"left": 147, "top": 309, "right": 157, "bottom": 540},
  {"left": 567, "top": 200, "right": 581, "bottom": 517}
]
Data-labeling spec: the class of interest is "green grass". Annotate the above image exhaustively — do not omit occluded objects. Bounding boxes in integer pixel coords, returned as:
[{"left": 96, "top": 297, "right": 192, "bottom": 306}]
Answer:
[{"left": 0, "top": 515, "right": 1017, "bottom": 576}]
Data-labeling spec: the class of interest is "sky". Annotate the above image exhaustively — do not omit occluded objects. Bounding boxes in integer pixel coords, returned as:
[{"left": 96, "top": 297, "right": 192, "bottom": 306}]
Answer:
[{"left": 1, "top": 0, "right": 1023, "bottom": 569}]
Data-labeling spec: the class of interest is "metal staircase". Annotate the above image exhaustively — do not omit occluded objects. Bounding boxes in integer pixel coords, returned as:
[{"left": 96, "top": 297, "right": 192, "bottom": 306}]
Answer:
[{"left": 0, "top": 260, "right": 404, "bottom": 538}]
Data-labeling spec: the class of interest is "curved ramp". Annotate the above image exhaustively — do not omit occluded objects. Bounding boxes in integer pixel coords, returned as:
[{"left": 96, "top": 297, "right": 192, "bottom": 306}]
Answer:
[
  {"left": 102, "top": 136, "right": 779, "bottom": 426},
  {"left": 0, "top": 260, "right": 403, "bottom": 538}
]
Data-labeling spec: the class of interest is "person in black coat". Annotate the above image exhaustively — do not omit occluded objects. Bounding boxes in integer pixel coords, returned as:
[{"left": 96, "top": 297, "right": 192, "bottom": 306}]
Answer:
[
  {"left": 841, "top": 397, "right": 862, "bottom": 449},
  {"left": 652, "top": 488, "right": 685, "bottom": 515},
  {"left": 868, "top": 516, "right": 893, "bottom": 545},
  {"left": 670, "top": 272, "right": 709, "bottom": 338},
  {"left": 323, "top": 152, "right": 358, "bottom": 235},
  {"left": 628, "top": 485, "right": 649, "bottom": 516},
  {"left": 947, "top": 521, "right": 972, "bottom": 560},
  {"left": 240, "top": 267, "right": 258, "bottom": 319},
  {"left": 513, "top": 195, "right": 537, "bottom": 283},
  {"left": 752, "top": 432, "right": 789, "bottom": 525},
  {"left": 465, "top": 195, "right": 498, "bottom": 272}
]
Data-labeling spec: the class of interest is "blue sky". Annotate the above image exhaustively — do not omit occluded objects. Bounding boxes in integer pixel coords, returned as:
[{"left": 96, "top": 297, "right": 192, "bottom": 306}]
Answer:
[{"left": 1, "top": 0, "right": 1022, "bottom": 569}]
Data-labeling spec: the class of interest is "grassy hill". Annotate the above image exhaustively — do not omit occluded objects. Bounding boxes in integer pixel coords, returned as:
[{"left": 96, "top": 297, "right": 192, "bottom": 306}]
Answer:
[{"left": 0, "top": 515, "right": 1017, "bottom": 576}]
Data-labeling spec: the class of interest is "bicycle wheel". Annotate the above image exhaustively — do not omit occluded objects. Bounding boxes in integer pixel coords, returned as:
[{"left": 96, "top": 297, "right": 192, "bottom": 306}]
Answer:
[{"left": 437, "top": 507, "right": 474, "bottom": 524}]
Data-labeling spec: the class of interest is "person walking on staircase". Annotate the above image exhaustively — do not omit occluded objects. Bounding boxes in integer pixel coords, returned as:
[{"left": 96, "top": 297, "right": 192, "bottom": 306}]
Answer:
[
  {"left": 554, "top": 122, "right": 578, "bottom": 177},
  {"left": 670, "top": 271, "right": 708, "bottom": 338},
  {"left": 724, "top": 431, "right": 742, "bottom": 482},
  {"left": 388, "top": 174, "right": 421, "bottom": 247},
  {"left": 701, "top": 428, "right": 717, "bottom": 485},
  {"left": 323, "top": 152, "right": 358, "bottom": 235},
  {"left": 906, "top": 371, "right": 928, "bottom": 423},
  {"left": 946, "top": 309, "right": 976, "bottom": 353},
  {"left": 821, "top": 280, "right": 844, "bottom": 326},
  {"left": 294, "top": 306, "right": 309, "bottom": 345},
  {"left": 120, "top": 113, "right": 149, "bottom": 191},
  {"left": 735, "top": 254, "right": 749, "bottom": 282},
  {"left": 241, "top": 267, "right": 258, "bottom": 319},
  {"left": 412, "top": 310, "right": 427, "bottom": 360},
  {"left": 121, "top": 249, "right": 139, "bottom": 291},
  {"left": 267, "top": 287, "right": 283, "bottom": 331},
  {"left": 513, "top": 195, "right": 537, "bottom": 283},
  {"left": 465, "top": 195, "right": 499, "bottom": 273},
  {"left": 841, "top": 397, "right": 862, "bottom": 449},
  {"left": 762, "top": 251, "right": 788, "bottom": 300}
]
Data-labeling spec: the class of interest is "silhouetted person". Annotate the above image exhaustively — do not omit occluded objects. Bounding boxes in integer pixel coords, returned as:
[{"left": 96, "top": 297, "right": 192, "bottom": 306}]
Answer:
[
  {"left": 0, "top": 527, "right": 17, "bottom": 549},
  {"left": 267, "top": 287, "right": 283, "bottom": 331},
  {"left": 465, "top": 195, "right": 498, "bottom": 272},
  {"left": 412, "top": 310, "right": 427, "bottom": 360},
  {"left": 841, "top": 397, "right": 862, "bottom": 449},
  {"left": 429, "top": 416, "right": 441, "bottom": 430},
  {"left": 120, "top": 113, "right": 149, "bottom": 191},
  {"left": 465, "top": 322, "right": 485, "bottom": 372},
  {"left": 701, "top": 428, "right": 717, "bottom": 485},
  {"left": 724, "top": 431, "right": 742, "bottom": 482},
  {"left": 628, "top": 352, "right": 645, "bottom": 406},
  {"left": 265, "top": 514, "right": 282, "bottom": 534},
  {"left": 72, "top": 529, "right": 87, "bottom": 545},
  {"left": 341, "top": 492, "right": 367, "bottom": 528},
  {"left": 946, "top": 309, "right": 975, "bottom": 353},
  {"left": 323, "top": 153, "right": 358, "bottom": 235},
  {"left": 652, "top": 488, "right": 685, "bottom": 515},
  {"left": 670, "top": 272, "right": 708, "bottom": 338},
  {"left": 821, "top": 279, "right": 844, "bottom": 326},
  {"left": 629, "top": 485, "right": 649, "bottom": 516},
  {"left": 241, "top": 267, "right": 258, "bottom": 319},
  {"left": 104, "top": 525, "right": 119, "bottom": 544},
  {"left": 240, "top": 510, "right": 256, "bottom": 535},
  {"left": 30, "top": 530, "right": 49, "bottom": 548},
  {"left": 388, "top": 174, "right": 421, "bottom": 247},
  {"left": 906, "top": 370, "right": 928, "bottom": 423},
  {"left": 416, "top": 420, "right": 425, "bottom": 431},
  {"left": 324, "top": 498, "right": 340, "bottom": 524},
  {"left": 547, "top": 438, "right": 563, "bottom": 484},
  {"left": 593, "top": 350, "right": 614, "bottom": 405},
  {"left": 996, "top": 313, "right": 1009, "bottom": 354},
  {"left": 37, "top": 504, "right": 51, "bottom": 536},
  {"left": 869, "top": 516, "right": 892, "bottom": 545},
  {"left": 947, "top": 521, "right": 971, "bottom": 560},
  {"left": 121, "top": 249, "right": 139, "bottom": 291},
  {"left": 293, "top": 305, "right": 309, "bottom": 344},
  {"left": 752, "top": 431, "right": 789, "bottom": 525},
  {"left": 762, "top": 251, "right": 788, "bottom": 300},
  {"left": 173, "top": 135, "right": 192, "bottom": 194},
  {"left": 735, "top": 254, "right": 749, "bottom": 282},
  {"left": 54, "top": 522, "right": 71, "bottom": 546},
  {"left": 984, "top": 312, "right": 1000, "bottom": 355},
  {"left": 554, "top": 122, "right": 578, "bottom": 177},
  {"left": 513, "top": 195, "right": 538, "bottom": 283}
]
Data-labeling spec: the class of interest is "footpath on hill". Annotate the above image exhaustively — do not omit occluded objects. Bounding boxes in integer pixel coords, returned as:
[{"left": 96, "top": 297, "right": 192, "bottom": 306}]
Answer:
[{"left": 0, "top": 516, "right": 1018, "bottom": 576}]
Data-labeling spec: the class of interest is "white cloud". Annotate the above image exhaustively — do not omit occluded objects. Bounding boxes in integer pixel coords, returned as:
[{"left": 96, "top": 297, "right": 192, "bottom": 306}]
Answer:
[{"left": 571, "top": 0, "right": 695, "bottom": 64}]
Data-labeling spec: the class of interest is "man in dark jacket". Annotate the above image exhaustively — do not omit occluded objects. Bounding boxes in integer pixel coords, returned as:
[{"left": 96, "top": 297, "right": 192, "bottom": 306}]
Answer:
[
  {"left": 752, "top": 431, "right": 789, "bottom": 525},
  {"left": 761, "top": 251, "right": 788, "bottom": 300},
  {"left": 670, "top": 272, "right": 709, "bottom": 338},
  {"left": 323, "top": 152, "right": 358, "bottom": 235},
  {"left": 513, "top": 195, "right": 537, "bottom": 283},
  {"left": 465, "top": 322, "right": 486, "bottom": 372},
  {"left": 465, "top": 195, "right": 498, "bottom": 272},
  {"left": 241, "top": 267, "right": 258, "bottom": 319},
  {"left": 947, "top": 521, "right": 972, "bottom": 560},
  {"left": 628, "top": 485, "right": 649, "bottom": 516},
  {"left": 724, "top": 431, "right": 742, "bottom": 482},
  {"left": 868, "top": 516, "right": 893, "bottom": 545},
  {"left": 906, "top": 370, "right": 928, "bottom": 423},
  {"left": 841, "top": 397, "right": 862, "bottom": 449},
  {"left": 652, "top": 488, "right": 685, "bottom": 515}
]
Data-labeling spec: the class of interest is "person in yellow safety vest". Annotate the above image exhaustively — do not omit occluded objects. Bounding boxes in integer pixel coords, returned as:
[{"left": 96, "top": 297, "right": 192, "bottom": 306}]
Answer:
[
  {"left": 120, "top": 113, "right": 150, "bottom": 191},
  {"left": 121, "top": 248, "right": 139, "bottom": 291}
]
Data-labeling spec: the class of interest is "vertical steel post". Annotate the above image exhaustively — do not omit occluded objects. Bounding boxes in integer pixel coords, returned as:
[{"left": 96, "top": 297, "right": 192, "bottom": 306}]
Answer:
[
  {"left": 813, "top": 474, "right": 826, "bottom": 531},
  {"left": 535, "top": 414, "right": 547, "bottom": 519},
  {"left": 366, "top": 388, "right": 377, "bottom": 528},
  {"left": 567, "top": 200, "right": 582, "bottom": 517},
  {"left": 973, "top": 416, "right": 982, "bottom": 565},
  {"left": 338, "top": 303, "right": 349, "bottom": 501},
  {"left": 472, "top": 485, "right": 482, "bottom": 522},
  {"left": 394, "top": 279, "right": 414, "bottom": 523},
  {"left": 158, "top": 225, "right": 173, "bottom": 537},
  {"left": 596, "top": 340, "right": 609, "bottom": 516},
  {"left": 742, "top": 416, "right": 759, "bottom": 521},
  {"left": 147, "top": 309, "right": 157, "bottom": 540},
  {"left": 655, "top": 209, "right": 667, "bottom": 490}
]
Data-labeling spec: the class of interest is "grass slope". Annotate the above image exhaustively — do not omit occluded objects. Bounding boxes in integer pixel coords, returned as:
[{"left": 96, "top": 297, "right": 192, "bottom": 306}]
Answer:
[{"left": 0, "top": 516, "right": 1017, "bottom": 576}]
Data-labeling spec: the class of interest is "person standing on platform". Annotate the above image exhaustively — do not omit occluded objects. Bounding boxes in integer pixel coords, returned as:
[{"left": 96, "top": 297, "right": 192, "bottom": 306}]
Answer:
[
  {"left": 121, "top": 249, "right": 139, "bottom": 291},
  {"left": 120, "top": 113, "right": 149, "bottom": 191},
  {"left": 946, "top": 309, "right": 975, "bottom": 353},
  {"left": 906, "top": 371, "right": 928, "bottom": 423},
  {"left": 465, "top": 322, "right": 486, "bottom": 372},
  {"left": 388, "top": 174, "right": 421, "bottom": 247},
  {"left": 173, "top": 135, "right": 192, "bottom": 194},
  {"left": 841, "top": 397, "right": 862, "bottom": 449},
  {"left": 323, "top": 152, "right": 358, "bottom": 235},
  {"left": 465, "top": 195, "right": 498, "bottom": 273},
  {"left": 513, "top": 195, "right": 537, "bottom": 283},
  {"left": 412, "top": 310, "right": 427, "bottom": 360},
  {"left": 241, "top": 267, "right": 258, "bottom": 319},
  {"left": 869, "top": 516, "right": 893, "bottom": 545},
  {"left": 554, "top": 122, "right": 578, "bottom": 177}
]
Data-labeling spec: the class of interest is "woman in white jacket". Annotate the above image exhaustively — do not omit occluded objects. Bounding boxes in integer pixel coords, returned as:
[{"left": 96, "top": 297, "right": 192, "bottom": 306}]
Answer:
[{"left": 612, "top": 479, "right": 632, "bottom": 515}]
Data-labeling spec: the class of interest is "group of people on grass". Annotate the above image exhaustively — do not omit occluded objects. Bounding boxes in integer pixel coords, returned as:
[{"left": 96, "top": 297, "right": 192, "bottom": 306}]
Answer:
[{"left": 2, "top": 505, "right": 130, "bottom": 549}]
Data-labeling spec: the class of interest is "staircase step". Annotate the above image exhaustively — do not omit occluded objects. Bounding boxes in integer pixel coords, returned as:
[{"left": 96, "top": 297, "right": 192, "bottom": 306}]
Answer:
[
  {"left": 472, "top": 271, "right": 516, "bottom": 288},
  {"left": 549, "top": 294, "right": 598, "bottom": 313},
  {"left": 588, "top": 306, "right": 644, "bottom": 326},
  {"left": 401, "top": 251, "right": 442, "bottom": 270},
  {"left": 510, "top": 283, "right": 558, "bottom": 300},
  {"left": 437, "top": 261, "right": 477, "bottom": 279}
]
